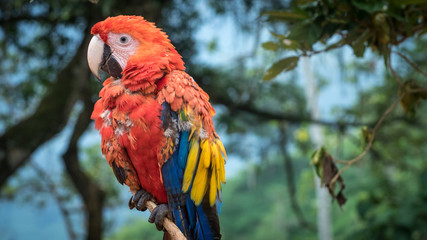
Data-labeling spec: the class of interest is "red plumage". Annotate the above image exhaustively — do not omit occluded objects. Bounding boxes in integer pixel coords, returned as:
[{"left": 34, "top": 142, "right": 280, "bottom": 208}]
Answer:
[
  {"left": 90, "top": 15, "right": 222, "bottom": 207},
  {"left": 92, "top": 77, "right": 168, "bottom": 202},
  {"left": 89, "top": 16, "right": 226, "bottom": 239}
]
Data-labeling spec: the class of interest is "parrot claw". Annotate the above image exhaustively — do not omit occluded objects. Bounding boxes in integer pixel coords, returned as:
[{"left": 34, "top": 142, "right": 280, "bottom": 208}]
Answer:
[
  {"left": 148, "top": 204, "right": 171, "bottom": 231},
  {"left": 129, "top": 189, "right": 153, "bottom": 211}
]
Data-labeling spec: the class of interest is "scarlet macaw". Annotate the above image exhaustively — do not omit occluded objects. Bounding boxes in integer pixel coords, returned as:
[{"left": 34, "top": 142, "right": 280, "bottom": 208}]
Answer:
[{"left": 87, "top": 16, "right": 226, "bottom": 239}]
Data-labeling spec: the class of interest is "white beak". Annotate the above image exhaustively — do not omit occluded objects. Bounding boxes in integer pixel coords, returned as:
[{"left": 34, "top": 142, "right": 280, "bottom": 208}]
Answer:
[{"left": 87, "top": 35, "right": 104, "bottom": 81}]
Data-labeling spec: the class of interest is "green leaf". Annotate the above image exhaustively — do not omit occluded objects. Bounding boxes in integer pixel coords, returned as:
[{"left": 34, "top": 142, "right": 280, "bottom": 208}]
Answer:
[
  {"left": 269, "top": 32, "right": 302, "bottom": 50},
  {"left": 310, "top": 146, "right": 326, "bottom": 179},
  {"left": 262, "top": 41, "right": 279, "bottom": 51},
  {"left": 360, "top": 126, "right": 373, "bottom": 147},
  {"left": 280, "top": 39, "right": 301, "bottom": 50},
  {"left": 269, "top": 31, "right": 286, "bottom": 40},
  {"left": 263, "top": 56, "right": 299, "bottom": 81},
  {"left": 398, "top": 80, "right": 427, "bottom": 115},
  {"left": 288, "top": 21, "right": 322, "bottom": 48},
  {"left": 352, "top": 30, "right": 371, "bottom": 57},
  {"left": 261, "top": 10, "right": 308, "bottom": 20},
  {"left": 296, "top": 0, "right": 318, "bottom": 8},
  {"left": 390, "top": 0, "right": 427, "bottom": 4},
  {"left": 327, "top": 18, "right": 348, "bottom": 24},
  {"left": 352, "top": 1, "right": 385, "bottom": 13},
  {"left": 324, "top": 39, "right": 346, "bottom": 52}
]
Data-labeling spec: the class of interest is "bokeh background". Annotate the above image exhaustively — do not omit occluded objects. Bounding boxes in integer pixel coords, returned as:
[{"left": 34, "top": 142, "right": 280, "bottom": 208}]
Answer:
[{"left": 1, "top": 0, "right": 427, "bottom": 239}]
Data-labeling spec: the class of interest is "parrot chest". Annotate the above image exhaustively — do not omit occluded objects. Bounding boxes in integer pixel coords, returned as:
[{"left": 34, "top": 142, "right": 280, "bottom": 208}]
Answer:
[{"left": 96, "top": 87, "right": 168, "bottom": 203}]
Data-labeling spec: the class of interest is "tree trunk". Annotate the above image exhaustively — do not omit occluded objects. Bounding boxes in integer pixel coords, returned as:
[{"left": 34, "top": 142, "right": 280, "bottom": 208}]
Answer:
[
  {"left": 62, "top": 80, "right": 106, "bottom": 240},
  {"left": 302, "top": 57, "right": 332, "bottom": 240},
  {"left": 0, "top": 33, "right": 90, "bottom": 188}
]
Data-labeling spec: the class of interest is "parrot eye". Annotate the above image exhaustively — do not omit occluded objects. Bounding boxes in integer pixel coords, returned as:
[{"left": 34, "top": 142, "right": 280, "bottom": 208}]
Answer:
[{"left": 119, "top": 35, "right": 129, "bottom": 45}]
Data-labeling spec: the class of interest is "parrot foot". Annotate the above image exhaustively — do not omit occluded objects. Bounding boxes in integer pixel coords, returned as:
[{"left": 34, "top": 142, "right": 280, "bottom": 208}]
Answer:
[
  {"left": 148, "top": 204, "right": 171, "bottom": 231},
  {"left": 129, "top": 189, "right": 153, "bottom": 211}
]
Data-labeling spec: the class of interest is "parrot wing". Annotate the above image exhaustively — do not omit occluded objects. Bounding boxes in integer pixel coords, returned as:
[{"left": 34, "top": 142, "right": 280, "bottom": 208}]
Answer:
[
  {"left": 91, "top": 88, "right": 142, "bottom": 194},
  {"left": 157, "top": 71, "right": 226, "bottom": 239}
]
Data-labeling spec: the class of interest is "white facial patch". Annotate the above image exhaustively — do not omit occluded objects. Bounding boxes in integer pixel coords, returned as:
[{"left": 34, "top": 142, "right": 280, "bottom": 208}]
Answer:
[{"left": 107, "top": 32, "right": 140, "bottom": 70}]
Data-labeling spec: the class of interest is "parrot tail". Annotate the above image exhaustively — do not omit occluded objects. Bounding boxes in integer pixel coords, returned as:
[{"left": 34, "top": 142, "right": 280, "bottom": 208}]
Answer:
[
  {"left": 161, "top": 102, "right": 221, "bottom": 239},
  {"left": 161, "top": 130, "right": 221, "bottom": 240}
]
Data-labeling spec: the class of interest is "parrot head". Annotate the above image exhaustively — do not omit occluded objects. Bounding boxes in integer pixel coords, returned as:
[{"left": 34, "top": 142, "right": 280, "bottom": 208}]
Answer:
[{"left": 87, "top": 15, "right": 185, "bottom": 83}]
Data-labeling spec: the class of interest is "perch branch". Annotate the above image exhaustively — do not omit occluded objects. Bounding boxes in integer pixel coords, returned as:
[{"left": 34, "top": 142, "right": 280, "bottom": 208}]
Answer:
[{"left": 145, "top": 201, "right": 186, "bottom": 240}]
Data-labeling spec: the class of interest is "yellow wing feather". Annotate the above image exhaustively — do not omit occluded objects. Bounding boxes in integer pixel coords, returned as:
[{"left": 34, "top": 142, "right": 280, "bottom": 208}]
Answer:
[
  {"left": 216, "top": 139, "right": 227, "bottom": 160},
  {"left": 191, "top": 157, "right": 208, "bottom": 205},
  {"left": 182, "top": 139, "right": 200, "bottom": 192},
  {"left": 209, "top": 142, "right": 221, "bottom": 206},
  {"left": 185, "top": 138, "right": 226, "bottom": 206},
  {"left": 217, "top": 143, "right": 226, "bottom": 184},
  {"left": 209, "top": 169, "right": 217, "bottom": 205},
  {"left": 200, "top": 139, "right": 212, "bottom": 168}
]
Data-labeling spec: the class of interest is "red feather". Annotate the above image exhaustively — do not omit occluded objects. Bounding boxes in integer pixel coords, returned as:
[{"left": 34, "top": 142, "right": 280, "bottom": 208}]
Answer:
[{"left": 91, "top": 16, "right": 219, "bottom": 204}]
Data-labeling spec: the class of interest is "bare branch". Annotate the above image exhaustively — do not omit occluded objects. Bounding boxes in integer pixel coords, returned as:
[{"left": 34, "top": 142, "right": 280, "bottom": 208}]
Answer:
[
  {"left": 330, "top": 95, "right": 403, "bottom": 185},
  {"left": 393, "top": 50, "right": 427, "bottom": 78},
  {"left": 388, "top": 49, "right": 403, "bottom": 86},
  {"left": 213, "top": 95, "right": 366, "bottom": 127}
]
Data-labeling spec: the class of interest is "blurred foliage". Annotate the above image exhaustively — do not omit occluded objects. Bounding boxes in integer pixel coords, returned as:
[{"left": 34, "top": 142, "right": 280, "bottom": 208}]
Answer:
[
  {"left": 349, "top": 85, "right": 427, "bottom": 239},
  {"left": 80, "top": 144, "right": 121, "bottom": 206},
  {"left": 2, "top": 0, "right": 427, "bottom": 239},
  {"left": 262, "top": 0, "right": 427, "bottom": 80},
  {"left": 0, "top": 0, "right": 89, "bottom": 127},
  {"left": 398, "top": 80, "right": 427, "bottom": 115},
  {"left": 107, "top": 217, "right": 161, "bottom": 240},
  {"left": 261, "top": 0, "right": 427, "bottom": 211}
]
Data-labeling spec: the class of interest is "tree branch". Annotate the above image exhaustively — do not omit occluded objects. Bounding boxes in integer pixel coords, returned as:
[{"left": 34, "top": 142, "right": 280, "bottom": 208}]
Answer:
[
  {"left": 212, "top": 95, "right": 367, "bottom": 127},
  {"left": 145, "top": 201, "right": 186, "bottom": 240},
  {"left": 330, "top": 95, "right": 403, "bottom": 185},
  {"left": 278, "top": 122, "right": 315, "bottom": 231},
  {"left": 62, "top": 81, "right": 106, "bottom": 240},
  {"left": 393, "top": 50, "right": 427, "bottom": 78},
  {"left": 0, "top": 30, "right": 91, "bottom": 188},
  {"left": 388, "top": 49, "right": 403, "bottom": 86},
  {"left": 236, "top": 104, "right": 362, "bottom": 126}
]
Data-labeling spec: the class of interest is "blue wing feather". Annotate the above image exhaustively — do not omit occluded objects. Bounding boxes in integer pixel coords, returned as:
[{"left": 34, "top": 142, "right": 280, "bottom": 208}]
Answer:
[
  {"left": 178, "top": 130, "right": 190, "bottom": 169},
  {"left": 161, "top": 103, "right": 221, "bottom": 240}
]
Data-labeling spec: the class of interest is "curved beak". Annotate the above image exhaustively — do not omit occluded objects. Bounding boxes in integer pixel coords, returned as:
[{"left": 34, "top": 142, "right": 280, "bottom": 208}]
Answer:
[
  {"left": 87, "top": 35, "right": 123, "bottom": 82},
  {"left": 87, "top": 35, "right": 104, "bottom": 81}
]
